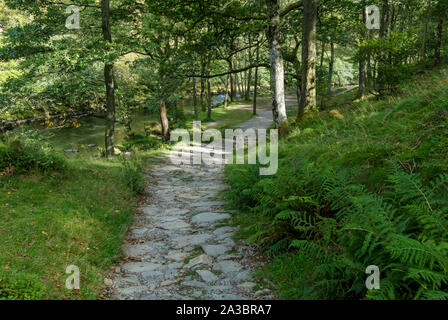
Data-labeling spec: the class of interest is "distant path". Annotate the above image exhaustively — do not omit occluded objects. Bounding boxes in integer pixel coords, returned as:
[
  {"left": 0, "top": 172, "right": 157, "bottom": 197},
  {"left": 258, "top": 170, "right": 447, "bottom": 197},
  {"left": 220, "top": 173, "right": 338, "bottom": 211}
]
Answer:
[
  {"left": 331, "top": 85, "right": 358, "bottom": 97},
  {"left": 232, "top": 99, "right": 273, "bottom": 131}
]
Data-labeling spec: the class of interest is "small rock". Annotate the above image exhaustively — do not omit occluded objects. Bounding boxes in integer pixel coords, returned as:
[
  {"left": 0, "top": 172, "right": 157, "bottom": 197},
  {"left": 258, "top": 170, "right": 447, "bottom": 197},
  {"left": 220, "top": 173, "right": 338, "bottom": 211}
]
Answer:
[
  {"left": 182, "top": 280, "right": 209, "bottom": 288},
  {"left": 238, "top": 282, "right": 256, "bottom": 291},
  {"left": 158, "top": 220, "right": 190, "bottom": 230},
  {"left": 214, "top": 260, "right": 242, "bottom": 273},
  {"left": 191, "top": 212, "right": 230, "bottom": 225},
  {"left": 184, "top": 254, "right": 212, "bottom": 269},
  {"left": 63, "top": 149, "right": 78, "bottom": 153},
  {"left": 87, "top": 144, "right": 97, "bottom": 148},
  {"left": 160, "top": 279, "right": 180, "bottom": 287},
  {"left": 254, "top": 289, "right": 271, "bottom": 297},
  {"left": 201, "top": 244, "right": 228, "bottom": 257},
  {"left": 104, "top": 278, "right": 113, "bottom": 287},
  {"left": 234, "top": 270, "right": 251, "bottom": 281}
]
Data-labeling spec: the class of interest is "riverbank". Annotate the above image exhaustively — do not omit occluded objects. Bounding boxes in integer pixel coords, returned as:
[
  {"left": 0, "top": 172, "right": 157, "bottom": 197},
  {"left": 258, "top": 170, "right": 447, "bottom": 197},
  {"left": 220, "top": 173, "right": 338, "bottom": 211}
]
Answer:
[{"left": 0, "top": 99, "right": 259, "bottom": 299}]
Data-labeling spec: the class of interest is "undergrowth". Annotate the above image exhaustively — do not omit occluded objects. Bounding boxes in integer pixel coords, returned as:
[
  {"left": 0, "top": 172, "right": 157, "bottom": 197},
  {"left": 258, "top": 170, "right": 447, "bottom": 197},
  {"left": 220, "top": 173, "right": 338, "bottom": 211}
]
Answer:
[{"left": 226, "top": 67, "right": 448, "bottom": 300}]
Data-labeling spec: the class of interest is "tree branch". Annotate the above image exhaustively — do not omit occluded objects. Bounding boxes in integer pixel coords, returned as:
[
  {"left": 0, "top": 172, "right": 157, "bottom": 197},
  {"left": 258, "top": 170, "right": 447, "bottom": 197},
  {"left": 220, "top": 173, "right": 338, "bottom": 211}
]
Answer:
[
  {"left": 280, "top": 1, "right": 303, "bottom": 17},
  {"left": 186, "top": 63, "right": 270, "bottom": 79}
]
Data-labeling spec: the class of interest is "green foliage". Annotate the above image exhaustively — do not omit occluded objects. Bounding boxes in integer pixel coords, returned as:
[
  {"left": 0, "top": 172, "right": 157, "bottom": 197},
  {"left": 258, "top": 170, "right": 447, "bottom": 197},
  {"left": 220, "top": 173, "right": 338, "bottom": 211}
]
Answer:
[
  {"left": 358, "top": 31, "right": 421, "bottom": 93},
  {"left": 118, "top": 154, "right": 145, "bottom": 195},
  {"left": 0, "top": 130, "right": 66, "bottom": 173},
  {"left": 124, "top": 133, "right": 163, "bottom": 151},
  {"left": 0, "top": 268, "right": 45, "bottom": 300},
  {"left": 226, "top": 68, "right": 448, "bottom": 300}
]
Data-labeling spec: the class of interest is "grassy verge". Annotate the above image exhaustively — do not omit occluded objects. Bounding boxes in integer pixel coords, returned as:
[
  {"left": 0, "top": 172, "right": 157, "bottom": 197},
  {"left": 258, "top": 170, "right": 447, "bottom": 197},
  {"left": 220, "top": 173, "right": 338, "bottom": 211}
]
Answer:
[
  {"left": 0, "top": 97, "right": 255, "bottom": 300},
  {"left": 0, "top": 152, "right": 149, "bottom": 299},
  {"left": 182, "top": 101, "right": 256, "bottom": 131},
  {"left": 226, "top": 67, "right": 448, "bottom": 300}
]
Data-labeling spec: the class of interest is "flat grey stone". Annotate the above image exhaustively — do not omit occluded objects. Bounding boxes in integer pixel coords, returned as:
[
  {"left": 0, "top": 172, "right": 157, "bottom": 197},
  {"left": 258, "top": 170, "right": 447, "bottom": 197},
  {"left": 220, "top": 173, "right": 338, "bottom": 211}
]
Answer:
[
  {"left": 142, "top": 205, "right": 160, "bottom": 215},
  {"left": 190, "top": 201, "right": 227, "bottom": 207},
  {"left": 182, "top": 280, "right": 209, "bottom": 288},
  {"left": 191, "top": 212, "right": 230, "bottom": 224},
  {"left": 221, "top": 238, "right": 235, "bottom": 247},
  {"left": 234, "top": 270, "right": 252, "bottom": 281},
  {"left": 238, "top": 282, "right": 256, "bottom": 291},
  {"left": 213, "top": 227, "right": 234, "bottom": 236},
  {"left": 160, "top": 279, "right": 180, "bottom": 287},
  {"left": 123, "top": 243, "right": 153, "bottom": 257},
  {"left": 201, "top": 244, "right": 229, "bottom": 257},
  {"left": 217, "top": 254, "right": 239, "bottom": 261},
  {"left": 158, "top": 220, "right": 190, "bottom": 230},
  {"left": 113, "top": 274, "right": 140, "bottom": 288},
  {"left": 165, "top": 208, "right": 189, "bottom": 216},
  {"left": 115, "top": 285, "right": 148, "bottom": 298},
  {"left": 166, "top": 251, "right": 185, "bottom": 262},
  {"left": 196, "top": 269, "right": 218, "bottom": 283},
  {"left": 214, "top": 261, "right": 242, "bottom": 273},
  {"left": 254, "top": 289, "right": 271, "bottom": 297},
  {"left": 211, "top": 293, "right": 247, "bottom": 300},
  {"left": 176, "top": 234, "right": 213, "bottom": 248},
  {"left": 122, "top": 262, "right": 161, "bottom": 273},
  {"left": 184, "top": 254, "right": 212, "bottom": 269},
  {"left": 141, "top": 270, "right": 164, "bottom": 281}
]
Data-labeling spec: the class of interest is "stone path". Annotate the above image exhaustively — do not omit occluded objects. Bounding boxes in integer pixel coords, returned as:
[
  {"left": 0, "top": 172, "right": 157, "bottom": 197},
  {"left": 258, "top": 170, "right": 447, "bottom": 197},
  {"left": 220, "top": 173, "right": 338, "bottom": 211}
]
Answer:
[{"left": 109, "top": 110, "right": 274, "bottom": 300}]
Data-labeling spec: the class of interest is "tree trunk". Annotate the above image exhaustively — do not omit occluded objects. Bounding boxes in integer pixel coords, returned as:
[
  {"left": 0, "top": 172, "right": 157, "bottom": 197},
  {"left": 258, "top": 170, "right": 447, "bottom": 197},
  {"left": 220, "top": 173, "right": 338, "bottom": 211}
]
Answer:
[
  {"left": 253, "top": 42, "right": 260, "bottom": 116},
  {"left": 358, "top": 59, "right": 366, "bottom": 98},
  {"left": 200, "top": 58, "right": 206, "bottom": 111},
  {"left": 358, "top": 7, "right": 367, "bottom": 97},
  {"left": 207, "top": 80, "right": 212, "bottom": 120},
  {"left": 266, "top": 0, "right": 287, "bottom": 128},
  {"left": 158, "top": 99, "right": 169, "bottom": 141},
  {"left": 299, "top": 0, "right": 317, "bottom": 117},
  {"left": 328, "top": 40, "right": 334, "bottom": 94},
  {"left": 193, "top": 76, "right": 198, "bottom": 120},
  {"left": 101, "top": 0, "right": 115, "bottom": 157},
  {"left": 320, "top": 41, "right": 326, "bottom": 69},
  {"left": 421, "top": 0, "right": 431, "bottom": 61},
  {"left": 380, "top": 0, "right": 389, "bottom": 38},
  {"left": 295, "top": 63, "right": 302, "bottom": 112},
  {"left": 434, "top": 17, "right": 444, "bottom": 66},
  {"left": 227, "top": 59, "right": 236, "bottom": 102},
  {"left": 245, "top": 36, "right": 253, "bottom": 101},
  {"left": 245, "top": 67, "right": 252, "bottom": 101},
  {"left": 206, "top": 58, "right": 212, "bottom": 119}
]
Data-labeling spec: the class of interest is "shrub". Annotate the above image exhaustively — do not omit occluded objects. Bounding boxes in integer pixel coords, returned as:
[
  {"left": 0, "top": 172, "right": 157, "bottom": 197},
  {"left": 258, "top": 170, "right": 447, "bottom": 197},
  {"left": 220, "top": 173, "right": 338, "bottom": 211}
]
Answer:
[
  {"left": 123, "top": 134, "right": 162, "bottom": 151},
  {"left": 0, "top": 129, "right": 66, "bottom": 173},
  {"left": 225, "top": 68, "right": 448, "bottom": 300},
  {"left": 0, "top": 269, "right": 45, "bottom": 300}
]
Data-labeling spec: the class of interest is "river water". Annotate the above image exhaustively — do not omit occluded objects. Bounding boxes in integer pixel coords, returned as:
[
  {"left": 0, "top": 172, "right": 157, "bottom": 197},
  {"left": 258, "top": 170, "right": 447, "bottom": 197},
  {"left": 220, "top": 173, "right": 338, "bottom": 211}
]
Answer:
[{"left": 8, "top": 93, "right": 237, "bottom": 152}]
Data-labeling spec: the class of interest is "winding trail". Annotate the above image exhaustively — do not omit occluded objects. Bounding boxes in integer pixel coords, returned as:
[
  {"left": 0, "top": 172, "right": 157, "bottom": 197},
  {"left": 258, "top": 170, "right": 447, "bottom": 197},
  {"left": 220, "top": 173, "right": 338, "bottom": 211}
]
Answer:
[{"left": 110, "top": 103, "right": 274, "bottom": 300}]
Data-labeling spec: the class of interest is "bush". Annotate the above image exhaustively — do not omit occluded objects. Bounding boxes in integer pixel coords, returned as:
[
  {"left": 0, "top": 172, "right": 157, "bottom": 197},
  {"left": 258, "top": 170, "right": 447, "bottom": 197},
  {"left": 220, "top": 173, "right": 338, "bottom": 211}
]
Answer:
[
  {"left": 123, "top": 134, "right": 162, "bottom": 151},
  {"left": 0, "top": 130, "right": 66, "bottom": 174},
  {"left": 0, "top": 269, "right": 45, "bottom": 300}
]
